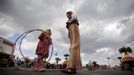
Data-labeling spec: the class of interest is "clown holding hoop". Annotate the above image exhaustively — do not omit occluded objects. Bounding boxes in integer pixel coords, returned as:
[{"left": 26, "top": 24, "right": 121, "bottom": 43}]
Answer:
[{"left": 33, "top": 29, "right": 52, "bottom": 72}]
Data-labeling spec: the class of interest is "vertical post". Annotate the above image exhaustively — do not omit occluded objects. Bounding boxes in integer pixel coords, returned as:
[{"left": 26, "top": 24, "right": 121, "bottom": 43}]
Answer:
[{"left": 107, "top": 57, "right": 110, "bottom": 69}]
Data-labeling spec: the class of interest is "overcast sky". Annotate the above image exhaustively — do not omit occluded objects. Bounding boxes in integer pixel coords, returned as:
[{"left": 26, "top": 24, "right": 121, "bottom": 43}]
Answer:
[{"left": 0, "top": 0, "right": 134, "bottom": 66}]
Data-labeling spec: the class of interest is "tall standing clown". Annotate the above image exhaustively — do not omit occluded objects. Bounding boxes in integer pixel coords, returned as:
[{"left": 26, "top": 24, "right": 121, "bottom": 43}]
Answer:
[
  {"left": 63, "top": 11, "right": 82, "bottom": 74},
  {"left": 33, "top": 29, "right": 52, "bottom": 72}
]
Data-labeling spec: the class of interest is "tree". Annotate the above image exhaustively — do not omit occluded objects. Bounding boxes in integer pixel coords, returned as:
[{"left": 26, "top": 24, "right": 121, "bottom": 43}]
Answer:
[
  {"left": 55, "top": 57, "right": 61, "bottom": 64},
  {"left": 119, "top": 46, "right": 132, "bottom": 55}
]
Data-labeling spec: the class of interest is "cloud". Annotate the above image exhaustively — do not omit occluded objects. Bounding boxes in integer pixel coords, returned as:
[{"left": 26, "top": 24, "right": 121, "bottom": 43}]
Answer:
[
  {"left": 77, "top": 0, "right": 134, "bottom": 20},
  {"left": 0, "top": 0, "right": 134, "bottom": 66},
  {"left": 0, "top": 13, "right": 18, "bottom": 37}
]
